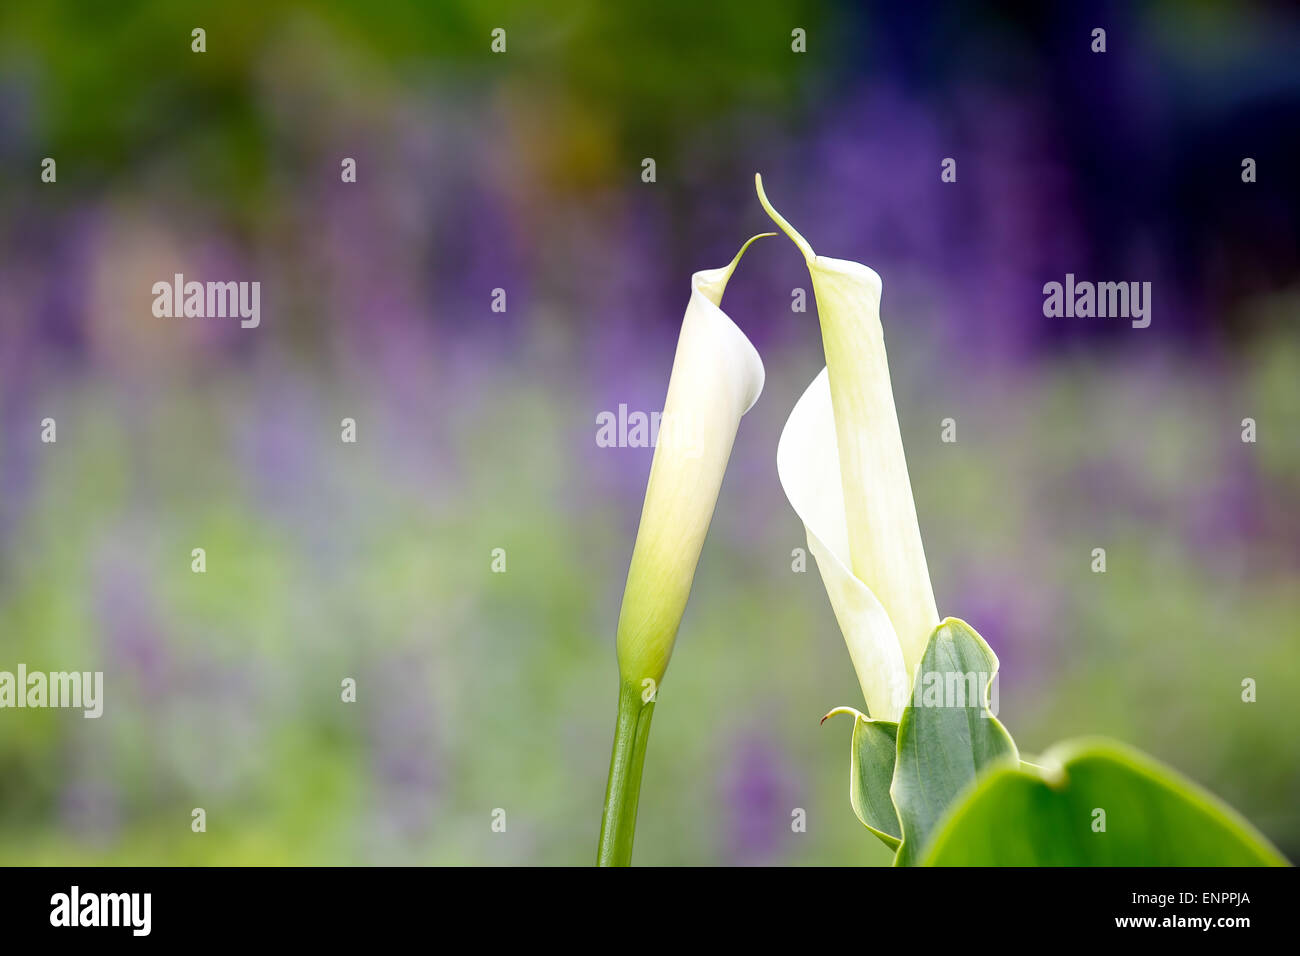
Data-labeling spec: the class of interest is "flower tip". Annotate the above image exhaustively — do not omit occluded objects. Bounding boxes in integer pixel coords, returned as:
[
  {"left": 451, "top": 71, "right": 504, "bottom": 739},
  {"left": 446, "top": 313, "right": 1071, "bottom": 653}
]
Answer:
[
  {"left": 699, "top": 232, "right": 780, "bottom": 303},
  {"left": 731, "top": 230, "right": 778, "bottom": 265},
  {"left": 753, "top": 173, "right": 815, "bottom": 264}
]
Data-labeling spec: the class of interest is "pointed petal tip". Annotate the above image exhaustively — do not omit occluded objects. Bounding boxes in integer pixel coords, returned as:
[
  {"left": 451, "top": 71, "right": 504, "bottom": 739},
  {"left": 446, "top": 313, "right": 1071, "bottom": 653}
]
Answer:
[
  {"left": 754, "top": 173, "right": 815, "bottom": 263},
  {"left": 727, "top": 231, "right": 778, "bottom": 271},
  {"left": 692, "top": 231, "right": 778, "bottom": 307}
]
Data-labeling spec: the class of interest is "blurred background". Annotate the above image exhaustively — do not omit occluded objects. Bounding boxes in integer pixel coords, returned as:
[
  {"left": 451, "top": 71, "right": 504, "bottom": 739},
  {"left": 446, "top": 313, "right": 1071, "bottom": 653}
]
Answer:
[{"left": 0, "top": 0, "right": 1297, "bottom": 865}]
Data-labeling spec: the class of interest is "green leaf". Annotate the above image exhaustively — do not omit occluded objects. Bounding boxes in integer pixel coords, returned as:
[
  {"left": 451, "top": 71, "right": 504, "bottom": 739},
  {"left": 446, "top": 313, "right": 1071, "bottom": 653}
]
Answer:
[
  {"left": 922, "top": 738, "right": 1289, "bottom": 866},
  {"left": 891, "top": 618, "right": 1019, "bottom": 866},
  {"left": 825, "top": 707, "right": 901, "bottom": 849}
]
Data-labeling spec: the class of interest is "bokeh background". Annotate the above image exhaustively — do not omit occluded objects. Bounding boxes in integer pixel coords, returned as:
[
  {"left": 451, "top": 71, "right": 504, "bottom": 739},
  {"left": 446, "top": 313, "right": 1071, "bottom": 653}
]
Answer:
[{"left": 1, "top": 0, "right": 1298, "bottom": 865}]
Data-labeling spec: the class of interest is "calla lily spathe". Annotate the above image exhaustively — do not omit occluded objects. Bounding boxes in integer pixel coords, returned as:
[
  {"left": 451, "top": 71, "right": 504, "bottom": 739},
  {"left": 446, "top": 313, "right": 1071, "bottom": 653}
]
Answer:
[
  {"left": 614, "top": 233, "right": 771, "bottom": 688},
  {"left": 758, "top": 175, "right": 938, "bottom": 721}
]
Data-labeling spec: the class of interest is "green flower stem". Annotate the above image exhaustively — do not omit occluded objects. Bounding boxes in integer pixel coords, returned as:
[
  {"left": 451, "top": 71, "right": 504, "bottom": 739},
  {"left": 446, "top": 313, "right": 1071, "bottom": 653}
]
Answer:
[{"left": 596, "top": 681, "right": 656, "bottom": 866}]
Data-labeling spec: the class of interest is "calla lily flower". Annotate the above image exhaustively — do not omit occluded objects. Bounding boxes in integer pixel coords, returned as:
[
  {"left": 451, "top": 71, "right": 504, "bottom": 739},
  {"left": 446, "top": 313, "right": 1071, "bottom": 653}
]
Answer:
[
  {"left": 614, "top": 233, "right": 771, "bottom": 689},
  {"left": 599, "top": 232, "right": 771, "bottom": 866},
  {"left": 758, "top": 174, "right": 938, "bottom": 721}
]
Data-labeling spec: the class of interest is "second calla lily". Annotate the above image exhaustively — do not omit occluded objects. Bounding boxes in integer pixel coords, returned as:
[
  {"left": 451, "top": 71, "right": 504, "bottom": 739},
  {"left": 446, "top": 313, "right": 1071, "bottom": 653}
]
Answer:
[{"left": 758, "top": 174, "right": 939, "bottom": 722}]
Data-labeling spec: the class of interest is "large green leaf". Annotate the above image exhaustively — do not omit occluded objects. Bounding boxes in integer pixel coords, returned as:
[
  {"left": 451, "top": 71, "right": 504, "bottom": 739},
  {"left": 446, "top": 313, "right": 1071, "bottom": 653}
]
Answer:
[
  {"left": 825, "top": 708, "right": 901, "bottom": 849},
  {"left": 922, "top": 738, "right": 1289, "bottom": 866},
  {"left": 891, "top": 618, "right": 1018, "bottom": 866}
]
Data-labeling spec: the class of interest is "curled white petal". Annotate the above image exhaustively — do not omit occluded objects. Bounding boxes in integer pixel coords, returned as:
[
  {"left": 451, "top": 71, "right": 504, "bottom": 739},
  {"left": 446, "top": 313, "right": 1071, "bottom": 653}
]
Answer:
[
  {"left": 759, "top": 173, "right": 939, "bottom": 683},
  {"left": 778, "top": 369, "right": 911, "bottom": 720},
  {"left": 615, "top": 235, "right": 771, "bottom": 687}
]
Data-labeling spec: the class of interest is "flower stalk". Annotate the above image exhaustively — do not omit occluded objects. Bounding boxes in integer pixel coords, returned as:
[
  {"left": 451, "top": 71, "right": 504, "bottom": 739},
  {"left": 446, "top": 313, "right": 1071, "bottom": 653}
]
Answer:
[{"left": 596, "top": 681, "right": 656, "bottom": 866}]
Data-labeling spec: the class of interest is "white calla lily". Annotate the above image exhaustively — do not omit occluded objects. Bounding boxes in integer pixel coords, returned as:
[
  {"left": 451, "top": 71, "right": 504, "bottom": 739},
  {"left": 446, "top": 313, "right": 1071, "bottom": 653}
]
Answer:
[
  {"left": 600, "top": 233, "right": 771, "bottom": 866},
  {"left": 615, "top": 233, "right": 771, "bottom": 688},
  {"left": 759, "top": 174, "right": 938, "bottom": 721}
]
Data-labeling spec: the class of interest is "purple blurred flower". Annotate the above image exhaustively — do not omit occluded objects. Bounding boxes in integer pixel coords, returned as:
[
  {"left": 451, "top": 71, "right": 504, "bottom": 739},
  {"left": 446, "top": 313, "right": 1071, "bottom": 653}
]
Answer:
[{"left": 718, "top": 733, "right": 796, "bottom": 866}]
